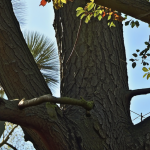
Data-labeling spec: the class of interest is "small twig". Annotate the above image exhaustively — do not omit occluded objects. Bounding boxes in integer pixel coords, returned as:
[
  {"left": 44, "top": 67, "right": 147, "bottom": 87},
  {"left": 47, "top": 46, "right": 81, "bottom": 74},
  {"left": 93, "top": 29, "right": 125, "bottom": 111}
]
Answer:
[
  {"left": 18, "top": 94, "right": 94, "bottom": 111},
  {"left": 0, "top": 125, "right": 18, "bottom": 147},
  {"left": 66, "top": 19, "right": 82, "bottom": 63},
  {"left": 6, "top": 142, "right": 17, "bottom": 150}
]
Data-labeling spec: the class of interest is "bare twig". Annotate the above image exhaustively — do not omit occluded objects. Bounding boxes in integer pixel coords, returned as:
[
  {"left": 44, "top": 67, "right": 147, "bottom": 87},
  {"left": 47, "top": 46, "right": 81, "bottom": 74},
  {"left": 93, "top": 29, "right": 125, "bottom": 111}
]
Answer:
[
  {"left": 18, "top": 94, "right": 94, "bottom": 111},
  {"left": 66, "top": 19, "right": 82, "bottom": 63}
]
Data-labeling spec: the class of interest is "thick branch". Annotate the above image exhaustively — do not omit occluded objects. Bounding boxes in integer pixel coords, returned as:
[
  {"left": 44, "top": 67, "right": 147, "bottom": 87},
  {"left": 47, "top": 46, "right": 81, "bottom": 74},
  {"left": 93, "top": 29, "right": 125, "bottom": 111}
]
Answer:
[
  {"left": 18, "top": 94, "right": 94, "bottom": 111},
  {"left": 126, "top": 88, "right": 150, "bottom": 100},
  {"left": 91, "top": 0, "right": 150, "bottom": 24},
  {"left": 128, "top": 117, "right": 150, "bottom": 149}
]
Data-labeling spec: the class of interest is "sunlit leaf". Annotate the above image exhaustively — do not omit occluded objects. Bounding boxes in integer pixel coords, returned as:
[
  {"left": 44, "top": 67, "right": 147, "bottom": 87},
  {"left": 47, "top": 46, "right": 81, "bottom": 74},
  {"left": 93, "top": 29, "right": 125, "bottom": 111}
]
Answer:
[
  {"left": 147, "top": 73, "right": 150, "bottom": 80},
  {"left": 142, "top": 67, "right": 148, "bottom": 72},
  {"left": 143, "top": 73, "right": 147, "bottom": 78},
  {"left": 107, "top": 15, "right": 111, "bottom": 20},
  {"left": 76, "top": 10, "right": 85, "bottom": 17},
  {"left": 85, "top": 15, "right": 91, "bottom": 23},
  {"left": 80, "top": 13, "right": 86, "bottom": 19},
  {"left": 87, "top": 2, "right": 95, "bottom": 11},
  {"left": 98, "top": 15, "right": 102, "bottom": 21},
  {"left": 61, "top": 0, "right": 66, "bottom": 3},
  {"left": 76, "top": 7, "right": 83, "bottom": 11}
]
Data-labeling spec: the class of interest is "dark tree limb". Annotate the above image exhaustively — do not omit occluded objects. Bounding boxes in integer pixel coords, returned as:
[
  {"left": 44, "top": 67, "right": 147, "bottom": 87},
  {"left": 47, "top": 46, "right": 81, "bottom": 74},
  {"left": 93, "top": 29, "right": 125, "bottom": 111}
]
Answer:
[
  {"left": 125, "top": 88, "right": 150, "bottom": 100},
  {"left": 88, "top": 0, "right": 150, "bottom": 24},
  {"left": 128, "top": 116, "right": 150, "bottom": 149},
  {"left": 18, "top": 94, "right": 94, "bottom": 111}
]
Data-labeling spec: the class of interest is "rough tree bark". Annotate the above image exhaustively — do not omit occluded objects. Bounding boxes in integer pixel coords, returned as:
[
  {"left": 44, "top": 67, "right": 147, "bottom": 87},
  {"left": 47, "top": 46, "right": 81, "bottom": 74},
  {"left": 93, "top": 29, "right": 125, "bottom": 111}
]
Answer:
[{"left": 0, "top": 0, "right": 150, "bottom": 150}]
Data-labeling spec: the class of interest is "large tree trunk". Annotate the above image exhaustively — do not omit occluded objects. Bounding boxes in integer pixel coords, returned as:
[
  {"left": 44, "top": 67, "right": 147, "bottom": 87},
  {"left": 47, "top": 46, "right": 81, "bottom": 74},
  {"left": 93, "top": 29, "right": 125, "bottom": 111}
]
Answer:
[{"left": 0, "top": 0, "right": 150, "bottom": 150}]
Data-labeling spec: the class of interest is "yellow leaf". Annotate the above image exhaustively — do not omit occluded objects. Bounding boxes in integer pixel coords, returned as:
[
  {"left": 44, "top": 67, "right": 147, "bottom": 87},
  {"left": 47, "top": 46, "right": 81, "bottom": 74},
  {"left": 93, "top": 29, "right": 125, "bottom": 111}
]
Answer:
[
  {"left": 143, "top": 73, "right": 147, "bottom": 78},
  {"left": 142, "top": 67, "right": 148, "bottom": 72},
  {"left": 61, "top": 0, "right": 66, "bottom": 3},
  {"left": 90, "top": 0, "right": 94, "bottom": 2},
  {"left": 147, "top": 73, "right": 150, "bottom": 80}
]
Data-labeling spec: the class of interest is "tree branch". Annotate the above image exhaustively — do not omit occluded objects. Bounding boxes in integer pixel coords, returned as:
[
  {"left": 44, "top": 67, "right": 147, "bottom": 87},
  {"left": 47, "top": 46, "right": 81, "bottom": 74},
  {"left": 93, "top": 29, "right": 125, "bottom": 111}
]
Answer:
[
  {"left": 91, "top": 0, "right": 150, "bottom": 24},
  {"left": 128, "top": 116, "right": 150, "bottom": 149},
  {"left": 126, "top": 88, "right": 150, "bottom": 100},
  {"left": 0, "top": 125, "right": 18, "bottom": 148},
  {"left": 6, "top": 143, "right": 17, "bottom": 150},
  {"left": 18, "top": 94, "right": 94, "bottom": 111}
]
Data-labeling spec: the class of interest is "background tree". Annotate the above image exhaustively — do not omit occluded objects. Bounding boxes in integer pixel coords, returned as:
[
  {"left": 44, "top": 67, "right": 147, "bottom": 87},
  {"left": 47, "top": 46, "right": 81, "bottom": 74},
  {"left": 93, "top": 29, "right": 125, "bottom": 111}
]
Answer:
[{"left": 0, "top": 0, "right": 150, "bottom": 150}]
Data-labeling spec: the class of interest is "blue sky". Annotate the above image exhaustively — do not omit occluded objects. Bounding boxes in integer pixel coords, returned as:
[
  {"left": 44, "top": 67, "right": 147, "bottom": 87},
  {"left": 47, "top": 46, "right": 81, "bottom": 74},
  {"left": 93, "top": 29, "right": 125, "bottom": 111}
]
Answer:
[{"left": 20, "top": 0, "right": 150, "bottom": 124}]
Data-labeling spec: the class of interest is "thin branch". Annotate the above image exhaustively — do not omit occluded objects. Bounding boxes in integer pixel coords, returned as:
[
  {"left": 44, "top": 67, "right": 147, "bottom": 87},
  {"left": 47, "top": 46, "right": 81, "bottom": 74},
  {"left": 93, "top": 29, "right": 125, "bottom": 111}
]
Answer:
[
  {"left": 66, "top": 19, "right": 82, "bottom": 63},
  {"left": 18, "top": 94, "right": 94, "bottom": 111},
  {"left": 0, "top": 125, "right": 18, "bottom": 147},
  {"left": 6, "top": 142, "right": 17, "bottom": 150}
]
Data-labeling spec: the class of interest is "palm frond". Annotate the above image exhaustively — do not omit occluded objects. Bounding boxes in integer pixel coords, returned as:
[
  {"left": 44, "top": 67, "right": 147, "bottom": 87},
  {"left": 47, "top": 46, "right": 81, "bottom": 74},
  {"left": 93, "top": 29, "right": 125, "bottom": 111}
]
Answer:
[
  {"left": 11, "top": 0, "right": 27, "bottom": 27},
  {"left": 23, "top": 31, "right": 60, "bottom": 93}
]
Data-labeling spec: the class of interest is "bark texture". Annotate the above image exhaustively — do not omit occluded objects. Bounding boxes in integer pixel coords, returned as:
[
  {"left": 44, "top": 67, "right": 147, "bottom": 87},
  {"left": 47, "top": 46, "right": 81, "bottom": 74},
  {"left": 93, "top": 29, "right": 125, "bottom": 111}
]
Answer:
[
  {"left": 0, "top": 0, "right": 51, "bottom": 100},
  {"left": 0, "top": 0, "right": 150, "bottom": 150},
  {"left": 92, "top": 0, "right": 150, "bottom": 24}
]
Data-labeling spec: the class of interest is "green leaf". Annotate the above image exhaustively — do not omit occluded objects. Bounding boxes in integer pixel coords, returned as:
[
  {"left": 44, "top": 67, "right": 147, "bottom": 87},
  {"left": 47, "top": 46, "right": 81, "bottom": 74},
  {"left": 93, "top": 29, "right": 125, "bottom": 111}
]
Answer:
[
  {"left": 97, "top": 6, "right": 101, "bottom": 9},
  {"left": 110, "top": 22, "right": 116, "bottom": 27},
  {"left": 132, "top": 62, "right": 136, "bottom": 68},
  {"left": 80, "top": 13, "right": 86, "bottom": 19},
  {"left": 136, "top": 49, "right": 140, "bottom": 52},
  {"left": 132, "top": 53, "right": 137, "bottom": 57},
  {"left": 99, "top": 10, "right": 103, "bottom": 14},
  {"left": 143, "top": 62, "right": 147, "bottom": 66},
  {"left": 85, "top": 15, "right": 91, "bottom": 23},
  {"left": 88, "top": 2, "right": 95, "bottom": 11},
  {"left": 143, "top": 73, "right": 148, "bottom": 78},
  {"left": 125, "top": 20, "right": 130, "bottom": 26},
  {"left": 142, "top": 67, "right": 149, "bottom": 72},
  {"left": 76, "top": 10, "right": 85, "bottom": 17},
  {"left": 76, "top": 7, "right": 83, "bottom": 11},
  {"left": 129, "top": 59, "right": 135, "bottom": 62},
  {"left": 135, "top": 21, "right": 139, "bottom": 28},
  {"left": 107, "top": 15, "right": 111, "bottom": 20},
  {"left": 145, "top": 42, "right": 149, "bottom": 45},
  {"left": 131, "top": 21, "right": 135, "bottom": 28},
  {"left": 98, "top": 15, "right": 102, "bottom": 21},
  {"left": 94, "top": 12, "right": 97, "bottom": 17},
  {"left": 147, "top": 73, "right": 150, "bottom": 80}
]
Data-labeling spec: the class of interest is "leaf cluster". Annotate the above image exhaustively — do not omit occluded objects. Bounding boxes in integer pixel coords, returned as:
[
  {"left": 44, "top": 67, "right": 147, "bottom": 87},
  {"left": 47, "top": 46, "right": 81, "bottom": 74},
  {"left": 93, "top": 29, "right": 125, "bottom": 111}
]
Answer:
[
  {"left": 76, "top": 0, "right": 126, "bottom": 27},
  {"left": 125, "top": 19, "right": 140, "bottom": 28},
  {"left": 129, "top": 37, "right": 150, "bottom": 79}
]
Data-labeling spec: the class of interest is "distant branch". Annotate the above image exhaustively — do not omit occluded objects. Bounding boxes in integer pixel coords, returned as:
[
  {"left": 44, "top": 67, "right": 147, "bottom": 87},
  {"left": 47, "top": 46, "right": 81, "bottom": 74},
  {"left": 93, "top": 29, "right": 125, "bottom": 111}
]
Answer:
[
  {"left": 6, "top": 142, "right": 17, "bottom": 150},
  {"left": 0, "top": 125, "right": 18, "bottom": 148},
  {"left": 126, "top": 88, "right": 150, "bottom": 100},
  {"left": 18, "top": 94, "right": 94, "bottom": 111}
]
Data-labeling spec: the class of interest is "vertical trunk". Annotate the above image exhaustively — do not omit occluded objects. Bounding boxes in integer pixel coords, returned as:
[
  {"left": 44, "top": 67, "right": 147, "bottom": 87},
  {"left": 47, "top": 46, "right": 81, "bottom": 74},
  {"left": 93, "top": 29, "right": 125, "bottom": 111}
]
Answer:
[
  {"left": 54, "top": 0, "right": 133, "bottom": 149},
  {"left": 0, "top": 1, "right": 51, "bottom": 100}
]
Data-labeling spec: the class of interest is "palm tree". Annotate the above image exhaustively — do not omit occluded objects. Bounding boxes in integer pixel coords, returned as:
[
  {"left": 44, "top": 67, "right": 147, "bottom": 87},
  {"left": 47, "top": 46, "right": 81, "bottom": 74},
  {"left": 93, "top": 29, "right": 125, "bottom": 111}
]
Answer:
[{"left": 23, "top": 31, "right": 59, "bottom": 92}]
